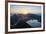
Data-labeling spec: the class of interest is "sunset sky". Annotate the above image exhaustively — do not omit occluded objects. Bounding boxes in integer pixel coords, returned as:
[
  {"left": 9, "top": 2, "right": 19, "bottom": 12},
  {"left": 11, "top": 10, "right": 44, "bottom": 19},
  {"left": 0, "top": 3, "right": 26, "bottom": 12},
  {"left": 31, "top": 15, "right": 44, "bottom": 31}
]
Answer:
[{"left": 10, "top": 5, "right": 41, "bottom": 14}]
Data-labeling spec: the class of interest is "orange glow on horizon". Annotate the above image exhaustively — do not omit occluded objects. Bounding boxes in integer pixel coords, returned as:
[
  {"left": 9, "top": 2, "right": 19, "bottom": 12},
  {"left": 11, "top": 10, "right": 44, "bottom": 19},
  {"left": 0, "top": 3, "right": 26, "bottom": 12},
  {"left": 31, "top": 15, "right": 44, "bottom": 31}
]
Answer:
[{"left": 18, "top": 8, "right": 29, "bottom": 14}]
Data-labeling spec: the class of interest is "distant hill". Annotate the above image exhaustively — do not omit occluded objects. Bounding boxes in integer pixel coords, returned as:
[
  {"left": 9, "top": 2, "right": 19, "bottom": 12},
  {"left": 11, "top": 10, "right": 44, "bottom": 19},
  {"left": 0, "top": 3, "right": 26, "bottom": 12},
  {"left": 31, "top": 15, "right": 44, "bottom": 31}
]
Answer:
[{"left": 10, "top": 14, "right": 41, "bottom": 29}]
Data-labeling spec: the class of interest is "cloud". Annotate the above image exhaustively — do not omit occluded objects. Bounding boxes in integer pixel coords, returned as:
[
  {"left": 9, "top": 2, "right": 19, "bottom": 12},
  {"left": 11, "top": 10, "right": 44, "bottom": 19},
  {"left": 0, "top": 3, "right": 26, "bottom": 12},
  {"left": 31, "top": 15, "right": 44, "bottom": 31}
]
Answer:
[
  {"left": 26, "top": 19, "right": 41, "bottom": 28},
  {"left": 10, "top": 5, "right": 41, "bottom": 14}
]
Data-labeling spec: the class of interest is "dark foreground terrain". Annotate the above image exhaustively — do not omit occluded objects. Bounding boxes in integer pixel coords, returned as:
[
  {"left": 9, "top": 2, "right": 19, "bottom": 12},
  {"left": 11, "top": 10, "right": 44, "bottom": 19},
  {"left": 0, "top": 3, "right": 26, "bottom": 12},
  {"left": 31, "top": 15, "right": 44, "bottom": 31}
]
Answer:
[{"left": 10, "top": 14, "right": 41, "bottom": 29}]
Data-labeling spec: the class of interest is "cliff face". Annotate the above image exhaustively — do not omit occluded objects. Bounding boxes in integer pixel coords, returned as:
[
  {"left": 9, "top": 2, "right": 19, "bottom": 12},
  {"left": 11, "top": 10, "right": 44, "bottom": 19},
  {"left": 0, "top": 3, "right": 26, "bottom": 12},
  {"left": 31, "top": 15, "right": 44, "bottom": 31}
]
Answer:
[{"left": 10, "top": 14, "right": 41, "bottom": 29}]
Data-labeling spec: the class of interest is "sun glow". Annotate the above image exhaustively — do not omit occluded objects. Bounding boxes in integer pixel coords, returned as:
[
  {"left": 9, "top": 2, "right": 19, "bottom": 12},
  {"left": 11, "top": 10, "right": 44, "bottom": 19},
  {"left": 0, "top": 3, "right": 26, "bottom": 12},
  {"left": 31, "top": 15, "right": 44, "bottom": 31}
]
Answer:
[
  {"left": 11, "top": 8, "right": 30, "bottom": 14},
  {"left": 19, "top": 8, "right": 29, "bottom": 14}
]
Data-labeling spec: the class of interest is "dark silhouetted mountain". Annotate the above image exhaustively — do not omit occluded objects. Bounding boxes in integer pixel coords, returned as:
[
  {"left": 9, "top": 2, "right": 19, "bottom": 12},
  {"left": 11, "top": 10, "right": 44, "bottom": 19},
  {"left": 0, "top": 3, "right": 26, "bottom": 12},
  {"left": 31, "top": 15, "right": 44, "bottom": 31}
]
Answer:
[{"left": 10, "top": 14, "right": 41, "bottom": 29}]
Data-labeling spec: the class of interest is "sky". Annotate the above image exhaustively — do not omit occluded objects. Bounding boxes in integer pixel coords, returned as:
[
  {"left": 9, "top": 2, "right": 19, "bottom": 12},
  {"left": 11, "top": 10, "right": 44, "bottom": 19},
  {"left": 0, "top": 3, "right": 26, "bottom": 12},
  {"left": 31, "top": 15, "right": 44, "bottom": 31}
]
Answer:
[{"left": 10, "top": 5, "right": 41, "bottom": 14}]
